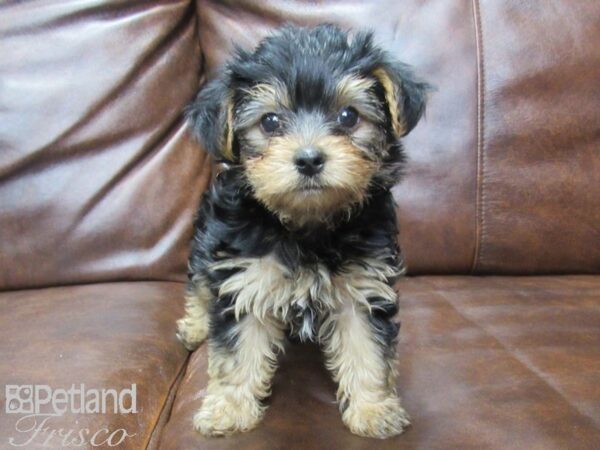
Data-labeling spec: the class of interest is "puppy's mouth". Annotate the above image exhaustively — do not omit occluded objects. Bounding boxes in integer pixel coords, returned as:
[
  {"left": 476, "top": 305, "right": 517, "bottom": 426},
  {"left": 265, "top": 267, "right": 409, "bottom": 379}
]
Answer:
[
  {"left": 298, "top": 186, "right": 324, "bottom": 193},
  {"left": 295, "top": 179, "right": 328, "bottom": 195}
]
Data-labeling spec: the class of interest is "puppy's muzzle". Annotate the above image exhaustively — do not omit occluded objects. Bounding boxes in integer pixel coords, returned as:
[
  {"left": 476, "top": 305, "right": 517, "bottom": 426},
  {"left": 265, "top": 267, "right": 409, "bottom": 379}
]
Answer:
[{"left": 294, "top": 147, "right": 325, "bottom": 177}]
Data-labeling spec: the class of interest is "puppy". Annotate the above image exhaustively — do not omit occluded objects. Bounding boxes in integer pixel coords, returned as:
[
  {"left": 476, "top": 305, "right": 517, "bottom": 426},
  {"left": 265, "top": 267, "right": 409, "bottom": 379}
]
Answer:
[{"left": 177, "top": 24, "right": 429, "bottom": 439}]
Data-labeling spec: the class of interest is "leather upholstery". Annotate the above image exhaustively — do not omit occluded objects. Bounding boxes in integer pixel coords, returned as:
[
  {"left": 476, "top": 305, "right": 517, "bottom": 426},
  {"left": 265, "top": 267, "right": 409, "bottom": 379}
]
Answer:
[
  {"left": 472, "top": 1, "right": 600, "bottom": 274},
  {"left": 0, "top": 1, "right": 210, "bottom": 290},
  {"left": 0, "top": 1, "right": 599, "bottom": 449},
  {"left": 160, "top": 276, "right": 600, "bottom": 449},
  {"left": 0, "top": 282, "right": 188, "bottom": 449},
  {"left": 193, "top": 0, "right": 600, "bottom": 274}
]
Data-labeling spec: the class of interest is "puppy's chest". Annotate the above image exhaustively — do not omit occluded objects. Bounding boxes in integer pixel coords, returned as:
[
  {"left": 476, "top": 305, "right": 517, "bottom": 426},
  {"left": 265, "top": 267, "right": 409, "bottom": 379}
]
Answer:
[
  {"left": 213, "top": 254, "right": 399, "bottom": 342},
  {"left": 214, "top": 256, "right": 332, "bottom": 340}
]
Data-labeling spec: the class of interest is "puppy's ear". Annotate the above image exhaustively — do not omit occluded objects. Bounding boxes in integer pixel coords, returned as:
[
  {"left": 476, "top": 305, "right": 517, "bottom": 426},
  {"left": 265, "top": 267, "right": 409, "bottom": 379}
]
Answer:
[
  {"left": 373, "top": 62, "right": 430, "bottom": 137},
  {"left": 186, "top": 74, "right": 235, "bottom": 162}
]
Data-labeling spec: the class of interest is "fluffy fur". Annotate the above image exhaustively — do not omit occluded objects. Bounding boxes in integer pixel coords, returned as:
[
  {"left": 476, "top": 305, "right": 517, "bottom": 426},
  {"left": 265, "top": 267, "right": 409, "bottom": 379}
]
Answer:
[{"left": 176, "top": 23, "right": 429, "bottom": 439}]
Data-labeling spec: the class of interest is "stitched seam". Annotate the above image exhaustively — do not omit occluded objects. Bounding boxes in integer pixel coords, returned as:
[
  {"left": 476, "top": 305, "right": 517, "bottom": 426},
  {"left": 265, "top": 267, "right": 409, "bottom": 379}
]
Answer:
[
  {"left": 145, "top": 353, "right": 191, "bottom": 450},
  {"left": 424, "top": 280, "right": 600, "bottom": 429},
  {"left": 471, "top": 0, "right": 486, "bottom": 274},
  {"left": 146, "top": 4, "right": 200, "bottom": 448}
]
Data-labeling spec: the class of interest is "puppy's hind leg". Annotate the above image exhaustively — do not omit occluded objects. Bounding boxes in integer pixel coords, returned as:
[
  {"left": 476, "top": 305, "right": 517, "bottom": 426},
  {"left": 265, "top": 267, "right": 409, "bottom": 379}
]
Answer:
[{"left": 177, "top": 280, "right": 210, "bottom": 351}]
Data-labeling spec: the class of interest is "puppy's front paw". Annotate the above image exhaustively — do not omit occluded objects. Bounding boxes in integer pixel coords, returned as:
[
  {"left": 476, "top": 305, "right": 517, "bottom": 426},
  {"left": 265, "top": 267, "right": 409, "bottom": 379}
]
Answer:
[
  {"left": 342, "top": 396, "right": 411, "bottom": 439},
  {"left": 193, "top": 393, "right": 264, "bottom": 436},
  {"left": 176, "top": 316, "right": 208, "bottom": 351}
]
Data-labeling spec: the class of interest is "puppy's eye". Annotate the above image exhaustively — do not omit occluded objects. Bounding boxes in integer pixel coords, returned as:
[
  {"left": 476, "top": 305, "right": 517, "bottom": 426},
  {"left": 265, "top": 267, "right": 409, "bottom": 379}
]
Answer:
[
  {"left": 337, "top": 107, "right": 359, "bottom": 128},
  {"left": 260, "top": 113, "right": 280, "bottom": 133}
]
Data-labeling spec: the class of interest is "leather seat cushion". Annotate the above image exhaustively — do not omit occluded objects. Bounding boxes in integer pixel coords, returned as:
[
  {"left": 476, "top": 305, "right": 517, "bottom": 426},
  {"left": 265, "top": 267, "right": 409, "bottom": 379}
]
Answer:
[
  {"left": 0, "top": 282, "right": 188, "bottom": 449},
  {"left": 159, "top": 276, "right": 600, "bottom": 449}
]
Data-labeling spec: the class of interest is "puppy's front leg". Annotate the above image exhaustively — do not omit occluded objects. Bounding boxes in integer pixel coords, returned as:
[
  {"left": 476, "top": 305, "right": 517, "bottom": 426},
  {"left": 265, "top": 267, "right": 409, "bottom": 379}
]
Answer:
[
  {"left": 194, "top": 314, "right": 285, "bottom": 436},
  {"left": 176, "top": 280, "right": 211, "bottom": 351},
  {"left": 323, "top": 302, "right": 410, "bottom": 439}
]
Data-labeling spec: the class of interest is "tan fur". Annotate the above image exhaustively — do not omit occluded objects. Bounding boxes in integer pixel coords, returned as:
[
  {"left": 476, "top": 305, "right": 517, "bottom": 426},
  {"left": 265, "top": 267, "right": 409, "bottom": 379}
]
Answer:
[
  {"left": 214, "top": 255, "right": 322, "bottom": 322},
  {"left": 212, "top": 254, "right": 401, "bottom": 334},
  {"left": 181, "top": 252, "right": 405, "bottom": 437},
  {"left": 336, "top": 75, "right": 376, "bottom": 104},
  {"left": 244, "top": 133, "right": 376, "bottom": 227},
  {"left": 223, "top": 100, "right": 235, "bottom": 161},
  {"left": 234, "top": 81, "right": 291, "bottom": 132},
  {"left": 243, "top": 81, "right": 291, "bottom": 112},
  {"left": 193, "top": 314, "right": 285, "bottom": 436},
  {"left": 335, "top": 75, "right": 384, "bottom": 123},
  {"left": 322, "top": 260, "right": 409, "bottom": 438},
  {"left": 232, "top": 74, "right": 391, "bottom": 227},
  {"left": 373, "top": 68, "right": 406, "bottom": 137},
  {"left": 176, "top": 281, "right": 211, "bottom": 351},
  {"left": 198, "top": 254, "right": 407, "bottom": 437}
]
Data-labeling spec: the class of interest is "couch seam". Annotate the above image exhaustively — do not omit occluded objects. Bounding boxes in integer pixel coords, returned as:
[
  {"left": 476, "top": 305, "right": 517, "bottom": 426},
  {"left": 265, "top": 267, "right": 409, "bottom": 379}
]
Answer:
[
  {"left": 0, "top": 279, "right": 188, "bottom": 294},
  {"left": 421, "top": 280, "right": 600, "bottom": 429},
  {"left": 471, "top": 0, "right": 486, "bottom": 274},
  {"left": 145, "top": 352, "right": 191, "bottom": 450},
  {"left": 144, "top": 2, "right": 201, "bottom": 447}
]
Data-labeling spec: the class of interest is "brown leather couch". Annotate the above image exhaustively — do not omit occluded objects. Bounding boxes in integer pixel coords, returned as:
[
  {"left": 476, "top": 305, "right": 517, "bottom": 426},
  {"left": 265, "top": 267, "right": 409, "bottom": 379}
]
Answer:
[{"left": 1, "top": 1, "right": 599, "bottom": 449}]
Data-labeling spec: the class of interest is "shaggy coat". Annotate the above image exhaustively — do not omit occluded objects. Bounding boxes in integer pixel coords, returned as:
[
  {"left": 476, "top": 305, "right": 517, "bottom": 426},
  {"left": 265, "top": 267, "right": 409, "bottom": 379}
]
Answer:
[{"left": 176, "top": 24, "right": 429, "bottom": 439}]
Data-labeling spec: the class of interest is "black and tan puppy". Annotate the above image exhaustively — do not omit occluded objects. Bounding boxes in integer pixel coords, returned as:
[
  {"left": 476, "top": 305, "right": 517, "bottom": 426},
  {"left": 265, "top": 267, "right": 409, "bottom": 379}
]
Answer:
[{"left": 177, "top": 24, "right": 429, "bottom": 439}]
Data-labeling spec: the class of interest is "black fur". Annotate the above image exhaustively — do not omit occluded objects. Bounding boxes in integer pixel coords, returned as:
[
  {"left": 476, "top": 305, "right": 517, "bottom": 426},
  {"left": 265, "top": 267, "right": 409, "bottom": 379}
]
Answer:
[
  {"left": 186, "top": 24, "right": 428, "bottom": 367},
  {"left": 188, "top": 167, "right": 403, "bottom": 350},
  {"left": 186, "top": 75, "right": 230, "bottom": 158},
  {"left": 187, "top": 24, "right": 430, "bottom": 162}
]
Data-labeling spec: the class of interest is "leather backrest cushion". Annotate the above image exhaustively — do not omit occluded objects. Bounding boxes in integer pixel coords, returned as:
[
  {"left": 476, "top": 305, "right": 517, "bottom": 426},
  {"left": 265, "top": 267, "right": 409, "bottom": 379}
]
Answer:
[
  {"left": 195, "top": 0, "right": 600, "bottom": 274},
  {"left": 196, "top": 0, "right": 480, "bottom": 273},
  {"left": 473, "top": 1, "right": 600, "bottom": 274},
  {"left": 0, "top": 1, "right": 210, "bottom": 289},
  {"left": 1, "top": 1, "right": 599, "bottom": 287}
]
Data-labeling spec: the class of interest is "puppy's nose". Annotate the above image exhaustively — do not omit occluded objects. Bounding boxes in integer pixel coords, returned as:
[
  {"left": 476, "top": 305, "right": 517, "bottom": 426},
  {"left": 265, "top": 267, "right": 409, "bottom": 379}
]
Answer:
[{"left": 294, "top": 147, "right": 325, "bottom": 177}]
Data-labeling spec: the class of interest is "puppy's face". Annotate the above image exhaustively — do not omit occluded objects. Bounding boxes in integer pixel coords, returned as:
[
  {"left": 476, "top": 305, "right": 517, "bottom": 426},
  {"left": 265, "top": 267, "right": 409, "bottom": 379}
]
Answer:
[
  {"left": 188, "top": 25, "right": 429, "bottom": 228},
  {"left": 236, "top": 74, "right": 384, "bottom": 227}
]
